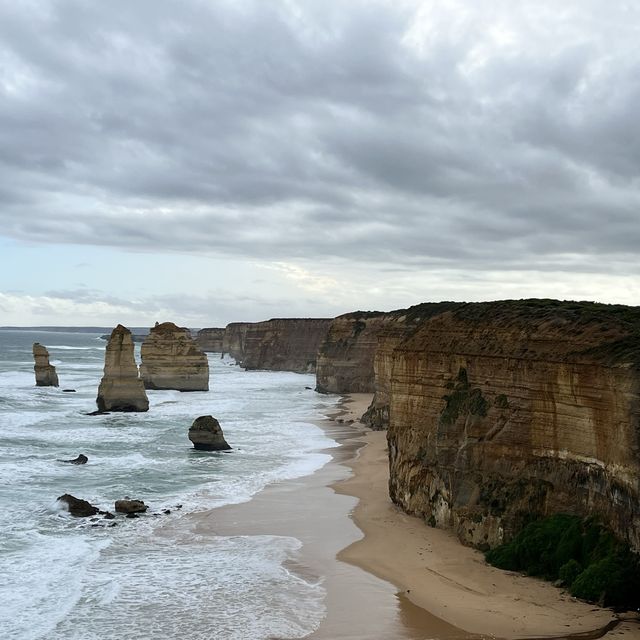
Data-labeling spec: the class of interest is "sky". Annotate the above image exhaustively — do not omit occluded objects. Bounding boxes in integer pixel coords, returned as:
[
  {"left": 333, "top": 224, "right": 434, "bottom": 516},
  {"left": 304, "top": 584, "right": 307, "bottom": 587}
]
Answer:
[{"left": 1, "top": 0, "right": 639, "bottom": 327}]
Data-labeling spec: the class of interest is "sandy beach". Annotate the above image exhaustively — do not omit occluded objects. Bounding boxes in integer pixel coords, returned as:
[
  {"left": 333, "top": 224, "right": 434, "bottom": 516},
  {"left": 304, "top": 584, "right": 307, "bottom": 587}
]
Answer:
[
  {"left": 333, "top": 394, "right": 640, "bottom": 640},
  {"left": 181, "top": 393, "right": 639, "bottom": 639}
]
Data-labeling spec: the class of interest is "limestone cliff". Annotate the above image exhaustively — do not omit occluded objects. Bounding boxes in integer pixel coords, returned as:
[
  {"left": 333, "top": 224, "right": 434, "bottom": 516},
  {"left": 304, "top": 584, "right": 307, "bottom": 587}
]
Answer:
[
  {"left": 33, "top": 343, "right": 59, "bottom": 387},
  {"left": 140, "top": 322, "right": 209, "bottom": 391},
  {"left": 240, "top": 318, "right": 331, "bottom": 373},
  {"left": 196, "top": 327, "right": 225, "bottom": 352},
  {"left": 222, "top": 322, "right": 252, "bottom": 362},
  {"left": 387, "top": 300, "right": 640, "bottom": 551},
  {"left": 96, "top": 325, "right": 149, "bottom": 412},
  {"left": 315, "top": 312, "right": 389, "bottom": 394},
  {"left": 316, "top": 304, "right": 459, "bottom": 400}
]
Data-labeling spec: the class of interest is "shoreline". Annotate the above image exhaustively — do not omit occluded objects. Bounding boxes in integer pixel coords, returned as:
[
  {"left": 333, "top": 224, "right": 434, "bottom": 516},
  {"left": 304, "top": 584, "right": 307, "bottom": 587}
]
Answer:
[{"left": 331, "top": 394, "right": 640, "bottom": 640}]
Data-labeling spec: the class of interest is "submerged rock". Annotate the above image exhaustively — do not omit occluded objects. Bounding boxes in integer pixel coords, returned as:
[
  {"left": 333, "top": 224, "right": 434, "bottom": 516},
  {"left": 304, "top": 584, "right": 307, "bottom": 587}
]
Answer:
[
  {"left": 96, "top": 325, "right": 149, "bottom": 412},
  {"left": 140, "top": 322, "right": 209, "bottom": 391},
  {"left": 114, "top": 499, "right": 148, "bottom": 514},
  {"left": 33, "top": 343, "right": 59, "bottom": 387},
  {"left": 59, "top": 454, "right": 88, "bottom": 465},
  {"left": 57, "top": 494, "right": 100, "bottom": 517},
  {"left": 188, "top": 415, "right": 232, "bottom": 451}
]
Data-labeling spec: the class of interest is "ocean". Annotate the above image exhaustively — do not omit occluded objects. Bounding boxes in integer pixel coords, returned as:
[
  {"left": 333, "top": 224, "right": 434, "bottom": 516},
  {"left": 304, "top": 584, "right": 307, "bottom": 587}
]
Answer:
[{"left": 0, "top": 329, "right": 340, "bottom": 640}]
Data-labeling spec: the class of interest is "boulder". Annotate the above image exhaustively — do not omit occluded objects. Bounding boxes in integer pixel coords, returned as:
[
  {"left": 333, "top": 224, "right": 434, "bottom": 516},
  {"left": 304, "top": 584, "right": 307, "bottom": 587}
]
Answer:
[
  {"left": 114, "top": 499, "right": 148, "bottom": 514},
  {"left": 33, "top": 343, "right": 59, "bottom": 387},
  {"left": 57, "top": 493, "right": 100, "bottom": 517},
  {"left": 59, "top": 454, "right": 88, "bottom": 465},
  {"left": 96, "top": 325, "right": 149, "bottom": 412},
  {"left": 140, "top": 322, "right": 209, "bottom": 391},
  {"left": 188, "top": 415, "right": 232, "bottom": 451}
]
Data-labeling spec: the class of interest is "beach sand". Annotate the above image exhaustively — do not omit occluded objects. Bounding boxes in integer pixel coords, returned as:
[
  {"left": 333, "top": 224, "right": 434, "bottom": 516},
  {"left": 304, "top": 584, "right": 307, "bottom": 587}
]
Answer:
[{"left": 185, "top": 392, "right": 639, "bottom": 639}]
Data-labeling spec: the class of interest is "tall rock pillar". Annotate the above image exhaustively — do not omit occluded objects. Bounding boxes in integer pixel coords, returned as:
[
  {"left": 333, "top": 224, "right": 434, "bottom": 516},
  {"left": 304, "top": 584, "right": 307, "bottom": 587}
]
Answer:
[
  {"left": 33, "top": 343, "right": 59, "bottom": 387},
  {"left": 96, "top": 325, "right": 149, "bottom": 412}
]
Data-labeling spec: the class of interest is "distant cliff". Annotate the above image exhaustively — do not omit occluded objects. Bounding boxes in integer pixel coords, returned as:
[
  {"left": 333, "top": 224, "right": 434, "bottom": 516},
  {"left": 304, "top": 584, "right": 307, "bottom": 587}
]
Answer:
[
  {"left": 387, "top": 300, "right": 640, "bottom": 551},
  {"left": 222, "top": 322, "right": 252, "bottom": 362},
  {"left": 239, "top": 318, "right": 332, "bottom": 373},
  {"left": 315, "top": 311, "right": 389, "bottom": 394},
  {"left": 315, "top": 303, "right": 458, "bottom": 406},
  {"left": 196, "top": 327, "right": 225, "bottom": 352}
]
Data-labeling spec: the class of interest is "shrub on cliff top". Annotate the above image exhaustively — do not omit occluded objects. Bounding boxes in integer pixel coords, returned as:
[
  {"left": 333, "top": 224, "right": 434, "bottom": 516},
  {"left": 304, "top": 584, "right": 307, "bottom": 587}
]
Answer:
[{"left": 485, "top": 514, "right": 640, "bottom": 609}]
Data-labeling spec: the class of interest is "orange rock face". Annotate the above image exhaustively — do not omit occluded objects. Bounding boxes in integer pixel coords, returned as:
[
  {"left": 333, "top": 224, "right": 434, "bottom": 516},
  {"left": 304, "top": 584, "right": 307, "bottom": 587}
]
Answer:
[{"left": 387, "top": 301, "right": 640, "bottom": 551}]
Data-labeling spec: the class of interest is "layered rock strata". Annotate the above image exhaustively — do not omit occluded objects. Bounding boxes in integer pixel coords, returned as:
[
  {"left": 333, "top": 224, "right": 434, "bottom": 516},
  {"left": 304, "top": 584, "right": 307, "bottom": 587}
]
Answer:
[
  {"left": 239, "top": 318, "right": 331, "bottom": 372},
  {"left": 222, "top": 322, "right": 252, "bottom": 362},
  {"left": 33, "top": 343, "right": 59, "bottom": 387},
  {"left": 96, "top": 325, "right": 149, "bottom": 412},
  {"left": 196, "top": 327, "right": 225, "bottom": 352},
  {"left": 315, "top": 312, "right": 389, "bottom": 393},
  {"left": 140, "top": 322, "right": 209, "bottom": 391},
  {"left": 387, "top": 300, "right": 640, "bottom": 551}
]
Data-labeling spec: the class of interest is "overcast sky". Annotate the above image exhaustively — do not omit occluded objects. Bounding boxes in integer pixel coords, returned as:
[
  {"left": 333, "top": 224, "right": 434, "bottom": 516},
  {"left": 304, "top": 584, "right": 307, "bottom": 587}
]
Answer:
[{"left": 1, "top": 0, "right": 639, "bottom": 327}]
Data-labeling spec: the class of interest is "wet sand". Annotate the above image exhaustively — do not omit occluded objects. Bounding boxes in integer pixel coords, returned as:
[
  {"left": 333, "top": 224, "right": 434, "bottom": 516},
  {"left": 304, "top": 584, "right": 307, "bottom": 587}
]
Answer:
[{"left": 181, "top": 392, "right": 639, "bottom": 639}]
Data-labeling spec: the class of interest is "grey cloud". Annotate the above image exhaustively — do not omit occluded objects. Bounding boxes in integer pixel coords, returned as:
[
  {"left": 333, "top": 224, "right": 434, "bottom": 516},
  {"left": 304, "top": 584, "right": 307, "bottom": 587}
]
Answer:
[{"left": 0, "top": 0, "right": 639, "bottom": 276}]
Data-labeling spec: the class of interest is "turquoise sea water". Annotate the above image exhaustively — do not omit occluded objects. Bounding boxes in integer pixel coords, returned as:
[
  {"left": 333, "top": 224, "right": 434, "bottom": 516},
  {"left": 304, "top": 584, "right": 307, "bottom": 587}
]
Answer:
[{"left": 0, "top": 330, "right": 339, "bottom": 639}]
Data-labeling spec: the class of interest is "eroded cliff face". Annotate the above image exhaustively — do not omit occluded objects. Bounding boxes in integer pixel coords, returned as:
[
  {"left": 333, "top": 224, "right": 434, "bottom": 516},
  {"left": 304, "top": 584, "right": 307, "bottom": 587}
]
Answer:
[
  {"left": 239, "top": 318, "right": 331, "bottom": 373},
  {"left": 222, "top": 322, "right": 251, "bottom": 362},
  {"left": 361, "top": 303, "right": 461, "bottom": 428},
  {"left": 387, "top": 301, "right": 640, "bottom": 551},
  {"left": 196, "top": 328, "right": 226, "bottom": 352},
  {"left": 97, "top": 325, "right": 149, "bottom": 412},
  {"left": 33, "top": 343, "right": 59, "bottom": 387},
  {"left": 140, "top": 322, "right": 209, "bottom": 391},
  {"left": 315, "top": 312, "right": 389, "bottom": 394}
]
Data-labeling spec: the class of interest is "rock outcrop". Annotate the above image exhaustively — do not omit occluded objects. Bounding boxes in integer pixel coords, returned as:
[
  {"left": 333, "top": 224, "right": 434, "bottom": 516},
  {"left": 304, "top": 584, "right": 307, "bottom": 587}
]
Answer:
[
  {"left": 57, "top": 494, "right": 100, "bottom": 517},
  {"left": 115, "top": 499, "right": 147, "bottom": 514},
  {"left": 140, "top": 322, "right": 209, "bottom": 391},
  {"left": 96, "top": 325, "right": 149, "bottom": 412},
  {"left": 196, "top": 327, "right": 225, "bottom": 352},
  {"left": 315, "top": 312, "right": 389, "bottom": 393},
  {"left": 59, "top": 454, "right": 88, "bottom": 465},
  {"left": 188, "top": 415, "right": 232, "bottom": 451},
  {"left": 33, "top": 343, "right": 59, "bottom": 387},
  {"left": 239, "top": 318, "right": 331, "bottom": 372},
  {"left": 222, "top": 322, "right": 252, "bottom": 362},
  {"left": 387, "top": 300, "right": 640, "bottom": 552}
]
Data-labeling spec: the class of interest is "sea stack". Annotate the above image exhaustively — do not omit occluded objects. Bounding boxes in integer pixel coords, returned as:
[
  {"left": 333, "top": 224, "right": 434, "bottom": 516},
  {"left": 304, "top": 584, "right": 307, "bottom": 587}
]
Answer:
[
  {"left": 33, "top": 343, "right": 59, "bottom": 387},
  {"left": 188, "top": 415, "right": 231, "bottom": 451},
  {"left": 96, "top": 325, "right": 149, "bottom": 412},
  {"left": 140, "top": 322, "right": 209, "bottom": 391}
]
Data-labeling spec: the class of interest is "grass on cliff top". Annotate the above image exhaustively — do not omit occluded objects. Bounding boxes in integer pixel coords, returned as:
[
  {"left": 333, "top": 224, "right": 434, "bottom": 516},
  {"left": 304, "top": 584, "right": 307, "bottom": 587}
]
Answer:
[{"left": 485, "top": 514, "right": 640, "bottom": 609}]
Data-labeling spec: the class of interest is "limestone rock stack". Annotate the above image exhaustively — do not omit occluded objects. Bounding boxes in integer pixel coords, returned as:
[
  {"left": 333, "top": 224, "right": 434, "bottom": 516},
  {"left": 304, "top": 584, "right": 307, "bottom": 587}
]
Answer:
[
  {"left": 33, "top": 343, "right": 59, "bottom": 387},
  {"left": 188, "top": 415, "right": 232, "bottom": 450},
  {"left": 96, "top": 325, "right": 149, "bottom": 412},
  {"left": 387, "top": 300, "right": 640, "bottom": 551},
  {"left": 140, "top": 322, "right": 209, "bottom": 391}
]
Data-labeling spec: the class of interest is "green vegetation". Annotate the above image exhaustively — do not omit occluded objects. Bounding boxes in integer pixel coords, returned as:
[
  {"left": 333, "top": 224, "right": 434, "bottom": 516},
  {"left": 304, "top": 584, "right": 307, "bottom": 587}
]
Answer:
[
  {"left": 440, "top": 368, "right": 489, "bottom": 426},
  {"left": 485, "top": 514, "right": 640, "bottom": 608}
]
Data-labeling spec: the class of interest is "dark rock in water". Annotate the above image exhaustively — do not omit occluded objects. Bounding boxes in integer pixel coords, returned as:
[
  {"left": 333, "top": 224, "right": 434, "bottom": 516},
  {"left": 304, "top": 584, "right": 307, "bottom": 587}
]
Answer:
[
  {"left": 86, "top": 410, "right": 110, "bottom": 416},
  {"left": 57, "top": 493, "right": 100, "bottom": 517},
  {"left": 59, "top": 454, "right": 88, "bottom": 465},
  {"left": 115, "top": 499, "right": 147, "bottom": 514},
  {"left": 126, "top": 512, "right": 139, "bottom": 519},
  {"left": 305, "top": 386, "right": 312, "bottom": 390},
  {"left": 102, "top": 511, "right": 115, "bottom": 519},
  {"left": 163, "top": 509, "right": 171, "bottom": 515},
  {"left": 188, "top": 415, "right": 232, "bottom": 451},
  {"left": 109, "top": 522, "right": 118, "bottom": 527},
  {"left": 62, "top": 389, "right": 76, "bottom": 393}
]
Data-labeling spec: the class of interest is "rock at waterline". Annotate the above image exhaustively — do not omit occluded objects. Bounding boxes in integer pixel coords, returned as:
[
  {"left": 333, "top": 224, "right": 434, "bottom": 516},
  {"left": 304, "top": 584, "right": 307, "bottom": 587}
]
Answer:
[
  {"left": 59, "top": 454, "right": 88, "bottom": 465},
  {"left": 57, "top": 494, "right": 100, "bottom": 517},
  {"left": 33, "top": 343, "right": 59, "bottom": 387},
  {"left": 188, "top": 415, "right": 232, "bottom": 451},
  {"left": 115, "top": 499, "right": 148, "bottom": 514}
]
